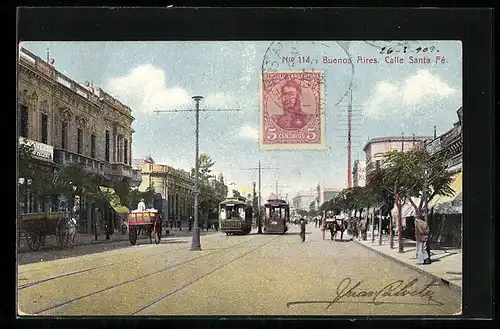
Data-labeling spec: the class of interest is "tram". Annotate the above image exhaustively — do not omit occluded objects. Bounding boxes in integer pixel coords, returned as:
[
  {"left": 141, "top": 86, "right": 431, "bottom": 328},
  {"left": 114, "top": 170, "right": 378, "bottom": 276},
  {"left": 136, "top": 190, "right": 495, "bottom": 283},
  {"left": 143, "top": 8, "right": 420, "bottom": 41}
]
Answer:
[
  {"left": 219, "top": 196, "right": 253, "bottom": 235},
  {"left": 263, "top": 199, "right": 290, "bottom": 234}
]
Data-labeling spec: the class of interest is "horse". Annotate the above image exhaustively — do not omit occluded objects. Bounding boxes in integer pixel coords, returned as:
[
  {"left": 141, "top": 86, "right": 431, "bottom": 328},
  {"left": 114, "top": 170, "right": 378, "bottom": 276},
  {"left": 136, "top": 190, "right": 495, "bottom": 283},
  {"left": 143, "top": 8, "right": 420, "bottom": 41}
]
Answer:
[{"left": 328, "top": 220, "right": 347, "bottom": 241}]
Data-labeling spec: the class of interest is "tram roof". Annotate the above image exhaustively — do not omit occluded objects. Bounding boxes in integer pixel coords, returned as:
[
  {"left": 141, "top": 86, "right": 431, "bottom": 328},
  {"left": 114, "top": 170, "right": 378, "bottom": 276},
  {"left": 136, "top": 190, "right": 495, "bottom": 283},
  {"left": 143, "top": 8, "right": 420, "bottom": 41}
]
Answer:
[
  {"left": 265, "top": 199, "right": 289, "bottom": 206},
  {"left": 219, "top": 199, "right": 247, "bottom": 206}
]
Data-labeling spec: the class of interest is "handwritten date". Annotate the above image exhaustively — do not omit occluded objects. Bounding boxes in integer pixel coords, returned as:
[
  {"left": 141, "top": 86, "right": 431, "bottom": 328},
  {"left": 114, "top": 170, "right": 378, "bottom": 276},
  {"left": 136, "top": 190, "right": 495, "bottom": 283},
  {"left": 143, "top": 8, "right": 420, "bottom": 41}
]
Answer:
[{"left": 380, "top": 45, "right": 439, "bottom": 55}]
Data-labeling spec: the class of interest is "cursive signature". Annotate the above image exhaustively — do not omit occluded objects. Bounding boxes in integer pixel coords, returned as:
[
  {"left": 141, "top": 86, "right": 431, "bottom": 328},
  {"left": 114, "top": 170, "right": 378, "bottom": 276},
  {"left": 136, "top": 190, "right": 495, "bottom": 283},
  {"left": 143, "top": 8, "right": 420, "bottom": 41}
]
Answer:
[{"left": 287, "top": 277, "right": 444, "bottom": 310}]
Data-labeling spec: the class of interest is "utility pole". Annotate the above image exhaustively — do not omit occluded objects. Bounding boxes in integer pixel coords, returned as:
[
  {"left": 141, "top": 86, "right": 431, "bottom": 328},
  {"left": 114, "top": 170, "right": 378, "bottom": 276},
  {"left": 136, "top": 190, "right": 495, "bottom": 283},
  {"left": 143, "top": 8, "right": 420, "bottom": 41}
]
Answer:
[
  {"left": 401, "top": 132, "right": 405, "bottom": 152},
  {"left": 423, "top": 166, "right": 429, "bottom": 222},
  {"left": 154, "top": 97, "right": 241, "bottom": 251},
  {"left": 237, "top": 161, "right": 277, "bottom": 233},
  {"left": 347, "top": 89, "right": 353, "bottom": 188},
  {"left": 266, "top": 181, "right": 290, "bottom": 199}
]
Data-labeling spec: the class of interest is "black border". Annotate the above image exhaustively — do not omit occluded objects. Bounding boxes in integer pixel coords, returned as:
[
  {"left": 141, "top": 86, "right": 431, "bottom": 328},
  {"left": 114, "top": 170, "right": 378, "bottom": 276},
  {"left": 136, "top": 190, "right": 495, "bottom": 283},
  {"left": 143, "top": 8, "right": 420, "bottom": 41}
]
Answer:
[{"left": 11, "top": 6, "right": 493, "bottom": 328}]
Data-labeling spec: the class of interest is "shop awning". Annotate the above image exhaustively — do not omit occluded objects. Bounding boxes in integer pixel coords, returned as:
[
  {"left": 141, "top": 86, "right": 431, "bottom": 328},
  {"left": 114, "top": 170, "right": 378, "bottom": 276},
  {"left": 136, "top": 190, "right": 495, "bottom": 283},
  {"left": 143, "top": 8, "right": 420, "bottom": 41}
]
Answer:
[
  {"left": 99, "top": 186, "right": 129, "bottom": 213},
  {"left": 428, "top": 171, "right": 462, "bottom": 208}
]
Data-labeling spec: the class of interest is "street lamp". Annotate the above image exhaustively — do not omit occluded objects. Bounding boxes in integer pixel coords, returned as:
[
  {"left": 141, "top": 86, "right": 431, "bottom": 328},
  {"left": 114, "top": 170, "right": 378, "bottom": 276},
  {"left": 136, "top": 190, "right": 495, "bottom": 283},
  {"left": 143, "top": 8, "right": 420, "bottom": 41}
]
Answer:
[{"left": 190, "top": 96, "right": 203, "bottom": 251}]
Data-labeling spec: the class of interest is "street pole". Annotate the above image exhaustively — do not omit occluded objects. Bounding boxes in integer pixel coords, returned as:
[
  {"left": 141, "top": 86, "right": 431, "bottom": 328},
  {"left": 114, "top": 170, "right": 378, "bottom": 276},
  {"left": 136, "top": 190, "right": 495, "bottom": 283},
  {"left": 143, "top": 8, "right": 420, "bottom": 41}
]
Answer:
[
  {"left": 258, "top": 161, "right": 262, "bottom": 234},
  {"left": 153, "top": 98, "right": 241, "bottom": 251},
  {"left": 423, "top": 167, "right": 429, "bottom": 222},
  {"left": 378, "top": 207, "right": 383, "bottom": 245},
  {"left": 236, "top": 161, "right": 277, "bottom": 234},
  {"left": 191, "top": 96, "right": 203, "bottom": 251}
]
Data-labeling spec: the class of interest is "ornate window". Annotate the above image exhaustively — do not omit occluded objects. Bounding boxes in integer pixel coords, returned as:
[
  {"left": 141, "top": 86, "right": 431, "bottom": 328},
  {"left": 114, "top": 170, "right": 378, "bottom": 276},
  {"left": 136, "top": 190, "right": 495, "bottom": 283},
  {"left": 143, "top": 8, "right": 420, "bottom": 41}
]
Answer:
[
  {"left": 61, "top": 121, "right": 68, "bottom": 149},
  {"left": 124, "top": 139, "right": 128, "bottom": 164},
  {"left": 19, "top": 104, "right": 29, "bottom": 138},
  {"left": 77, "top": 128, "right": 83, "bottom": 154},
  {"left": 41, "top": 113, "right": 48, "bottom": 144},
  {"left": 91, "top": 134, "right": 96, "bottom": 159},
  {"left": 105, "top": 130, "right": 110, "bottom": 162}
]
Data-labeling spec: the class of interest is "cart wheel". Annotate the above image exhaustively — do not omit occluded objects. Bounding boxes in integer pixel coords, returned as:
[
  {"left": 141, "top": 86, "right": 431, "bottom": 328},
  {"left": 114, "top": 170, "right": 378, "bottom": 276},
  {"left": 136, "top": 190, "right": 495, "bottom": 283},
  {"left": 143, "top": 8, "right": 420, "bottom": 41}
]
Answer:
[
  {"left": 154, "top": 219, "right": 161, "bottom": 244},
  {"left": 129, "top": 226, "right": 137, "bottom": 245},
  {"left": 27, "top": 232, "right": 42, "bottom": 251},
  {"left": 57, "top": 230, "right": 69, "bottom": 250}
]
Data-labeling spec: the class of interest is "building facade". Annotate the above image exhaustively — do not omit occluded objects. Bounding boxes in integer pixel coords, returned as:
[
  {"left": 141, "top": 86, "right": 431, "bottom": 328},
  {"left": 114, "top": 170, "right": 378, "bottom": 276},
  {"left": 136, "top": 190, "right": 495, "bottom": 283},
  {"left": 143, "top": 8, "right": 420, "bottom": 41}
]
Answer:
[
  {"left": 352, "top": 160, "right": 366, "bottom": 187},
  {"left": 292, "top": 192, "right": 317, "bottom": 210},
  {"left": 315, "top": 184, "right": 342, "bottom": 209},
  {"left": 208, "top": 174, "right": 229, "bottom": 201},
  {"left": 18, "top": 47, "right": 135, "bottom": 233},
  {"left": 363, "top": 135, "right": 432, "bottom": 170},
  {"left": 425, "top": 107, "right": 463, "bottom": 174},
  {"left": 136, "top": 159, "right": 195, "bottom": 224}
]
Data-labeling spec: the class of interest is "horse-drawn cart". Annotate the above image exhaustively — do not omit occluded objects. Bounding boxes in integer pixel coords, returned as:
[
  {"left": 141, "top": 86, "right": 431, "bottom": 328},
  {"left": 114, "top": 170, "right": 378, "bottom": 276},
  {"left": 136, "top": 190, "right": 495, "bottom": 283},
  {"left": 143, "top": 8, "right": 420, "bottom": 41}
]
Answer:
[
  {"left": 19, "top": 212, "right": 74, "bottom": 251},
  {"left": 126, "top": 211, "right": 162, "bottom": 245},
  {"left": 324, "top": 216, "right": 347, "bottom": 241}
]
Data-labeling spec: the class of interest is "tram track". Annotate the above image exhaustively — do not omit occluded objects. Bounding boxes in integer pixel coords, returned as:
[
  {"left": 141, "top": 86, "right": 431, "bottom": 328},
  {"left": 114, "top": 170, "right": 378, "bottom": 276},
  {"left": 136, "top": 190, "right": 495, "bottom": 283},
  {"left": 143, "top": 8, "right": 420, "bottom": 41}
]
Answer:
[
  {"left": 18, "top": 234, "right": 217, "bottom": 275},
  {"left": 18, "top": 236, "right": 218, "bottom": 290},
  {"left": 28, "top": 235, "right": 258, "bottom": 315},
  {"left": 132, "top": 233, "right": 284, "bottom": 315}
]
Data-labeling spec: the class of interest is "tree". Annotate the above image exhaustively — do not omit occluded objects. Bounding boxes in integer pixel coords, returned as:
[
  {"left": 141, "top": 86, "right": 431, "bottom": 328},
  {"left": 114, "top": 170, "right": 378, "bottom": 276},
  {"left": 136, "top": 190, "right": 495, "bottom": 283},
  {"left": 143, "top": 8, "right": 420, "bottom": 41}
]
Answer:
[
  {"left": 191, "top": 153, "right": 216, "bottom": 182},
  {"left": 383, "top": 148, "right": 454, "bottom": 217},
  {"left": 191, "top": 153, "right": 223, "bottom": 217}
]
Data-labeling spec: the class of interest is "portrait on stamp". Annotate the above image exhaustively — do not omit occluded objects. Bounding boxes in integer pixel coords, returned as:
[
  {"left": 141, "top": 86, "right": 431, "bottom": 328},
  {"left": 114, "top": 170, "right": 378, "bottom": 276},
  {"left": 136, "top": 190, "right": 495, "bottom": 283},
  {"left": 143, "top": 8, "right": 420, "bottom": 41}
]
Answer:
[{"left": 260, "top": 70, "right": 326, "bottom": 150}]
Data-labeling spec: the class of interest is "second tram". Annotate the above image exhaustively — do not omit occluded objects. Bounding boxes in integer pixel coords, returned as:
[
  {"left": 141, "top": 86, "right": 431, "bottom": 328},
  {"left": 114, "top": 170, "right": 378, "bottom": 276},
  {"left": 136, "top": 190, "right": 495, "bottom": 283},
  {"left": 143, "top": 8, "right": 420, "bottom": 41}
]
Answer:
[{"left": 263, "top": 199, "right": 290, "bottom": 234}]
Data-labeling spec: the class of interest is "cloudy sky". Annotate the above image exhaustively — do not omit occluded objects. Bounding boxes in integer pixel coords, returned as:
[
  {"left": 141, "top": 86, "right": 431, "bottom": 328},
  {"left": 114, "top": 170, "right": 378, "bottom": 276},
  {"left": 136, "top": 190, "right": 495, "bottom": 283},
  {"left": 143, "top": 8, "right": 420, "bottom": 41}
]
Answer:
[{"left": 23, "top": 41, "right": 462, "bottom": 200}]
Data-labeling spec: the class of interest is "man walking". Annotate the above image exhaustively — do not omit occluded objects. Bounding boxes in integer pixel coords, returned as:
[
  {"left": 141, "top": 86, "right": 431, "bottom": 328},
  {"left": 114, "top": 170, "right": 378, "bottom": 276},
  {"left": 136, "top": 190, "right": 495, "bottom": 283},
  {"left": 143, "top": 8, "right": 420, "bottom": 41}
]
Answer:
[
  {"left": 415, "top": 217, "right": 431, "bottom": 265},
  {"left": 360, "top": 217, "right": 367, "bottom": 241},
  {"left": 299, "top": 217, "right": 306, "bottom": 242}
]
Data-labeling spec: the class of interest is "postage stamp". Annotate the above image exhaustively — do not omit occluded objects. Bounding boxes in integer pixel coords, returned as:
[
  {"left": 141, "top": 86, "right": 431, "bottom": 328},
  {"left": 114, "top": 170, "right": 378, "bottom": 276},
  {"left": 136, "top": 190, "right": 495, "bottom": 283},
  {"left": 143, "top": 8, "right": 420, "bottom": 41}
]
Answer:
[{"left": 260, "top": 70, "right": 326, "bottom": 150}]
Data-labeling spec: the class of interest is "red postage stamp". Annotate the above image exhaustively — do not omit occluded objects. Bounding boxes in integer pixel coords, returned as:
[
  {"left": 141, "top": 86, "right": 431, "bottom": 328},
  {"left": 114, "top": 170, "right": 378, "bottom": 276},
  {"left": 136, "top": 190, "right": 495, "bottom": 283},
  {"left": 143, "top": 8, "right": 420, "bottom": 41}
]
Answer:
[{"left": 260, "top": 70, "right": 326, "bottom": 150}]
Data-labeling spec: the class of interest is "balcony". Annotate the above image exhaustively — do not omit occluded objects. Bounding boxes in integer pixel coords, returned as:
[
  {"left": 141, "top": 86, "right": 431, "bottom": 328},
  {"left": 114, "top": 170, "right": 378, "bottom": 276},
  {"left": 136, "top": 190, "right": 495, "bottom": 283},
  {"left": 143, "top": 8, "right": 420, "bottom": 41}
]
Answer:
[
  {"left": 110, "top": 162, "right": 133, "bottom": 179},
  {"left": 53, "top": 149, "right": 111, "bottom": 179}
]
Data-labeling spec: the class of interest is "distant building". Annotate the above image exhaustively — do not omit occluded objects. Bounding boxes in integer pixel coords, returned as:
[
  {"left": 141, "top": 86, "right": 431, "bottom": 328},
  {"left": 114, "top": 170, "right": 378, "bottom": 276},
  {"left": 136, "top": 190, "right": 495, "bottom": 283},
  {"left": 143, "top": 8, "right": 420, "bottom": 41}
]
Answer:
[
  {"left": 352, "top": 160, "right": 366, "bottom": 187},
  {"left": 316, "top": 184, "right": 342, "bottom": 209},
  {"left": 135, "top": 157, "right": 195, "bottom": 223},
  {"left": 208, "top": 173, "right": 229, "bottom": 201},
  {"left": 363, "top": 135, "right": 432, "bottom": 171},
  {"left": 292, "top": 192, "right": 316, "bottom": 211}
]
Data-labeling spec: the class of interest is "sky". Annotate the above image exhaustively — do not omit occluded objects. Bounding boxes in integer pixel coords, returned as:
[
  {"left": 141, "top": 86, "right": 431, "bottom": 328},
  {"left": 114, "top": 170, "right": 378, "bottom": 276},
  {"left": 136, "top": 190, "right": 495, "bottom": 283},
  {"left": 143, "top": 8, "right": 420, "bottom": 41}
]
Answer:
[{"left": 22, "top": 41, "right": 462, "bottom": 201}]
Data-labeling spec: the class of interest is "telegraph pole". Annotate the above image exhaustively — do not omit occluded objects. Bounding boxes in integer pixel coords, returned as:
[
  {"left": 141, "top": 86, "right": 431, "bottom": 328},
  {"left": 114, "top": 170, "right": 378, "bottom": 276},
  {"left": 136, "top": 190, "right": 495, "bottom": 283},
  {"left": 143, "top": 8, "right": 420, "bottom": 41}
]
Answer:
[
  {"left": 237, "top": 161, "right": 277, "bottom": 233},
  {"left": 266, "top": 181, "right": 290, "bottom": 199},
  {"left": 154, "top": 97, "right": 241, "bottom": 251},
  {"left": 347, "top": 89, "right": 353, "bottom": 188}
]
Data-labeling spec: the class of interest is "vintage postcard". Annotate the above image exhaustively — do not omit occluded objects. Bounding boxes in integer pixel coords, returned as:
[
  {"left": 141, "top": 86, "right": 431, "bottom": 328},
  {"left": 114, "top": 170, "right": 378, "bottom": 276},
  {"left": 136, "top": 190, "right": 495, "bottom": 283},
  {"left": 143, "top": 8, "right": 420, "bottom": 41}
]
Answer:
[{"left": 17, "top": 40, "right": 462, "bottom": 316}]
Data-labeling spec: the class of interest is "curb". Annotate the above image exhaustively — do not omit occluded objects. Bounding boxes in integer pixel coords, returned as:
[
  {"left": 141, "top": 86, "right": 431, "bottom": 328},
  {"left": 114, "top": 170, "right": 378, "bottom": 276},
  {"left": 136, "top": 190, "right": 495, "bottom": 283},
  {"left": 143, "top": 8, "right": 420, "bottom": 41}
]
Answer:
[{"left": 352, "top": 239, "right": 462, "bottom": 295}]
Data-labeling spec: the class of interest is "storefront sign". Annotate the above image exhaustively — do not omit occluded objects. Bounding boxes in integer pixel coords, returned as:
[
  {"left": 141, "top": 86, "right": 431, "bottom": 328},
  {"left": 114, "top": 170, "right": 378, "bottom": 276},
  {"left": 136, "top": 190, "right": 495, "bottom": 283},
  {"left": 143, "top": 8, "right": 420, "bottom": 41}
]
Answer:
[{"left": 19, "top": 137, "right": 54, "bottom": 161}]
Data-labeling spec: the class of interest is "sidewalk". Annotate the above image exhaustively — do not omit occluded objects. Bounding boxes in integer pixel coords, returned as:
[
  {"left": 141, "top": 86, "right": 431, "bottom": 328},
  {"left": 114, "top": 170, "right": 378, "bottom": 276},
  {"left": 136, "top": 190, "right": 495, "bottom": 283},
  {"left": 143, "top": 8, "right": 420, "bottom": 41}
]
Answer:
[
  {"left": 17, "top": 227, "right": 219, "bottom": 253},
  {"left": 353, "top": 231, "right": 462, "bottom": 293}
]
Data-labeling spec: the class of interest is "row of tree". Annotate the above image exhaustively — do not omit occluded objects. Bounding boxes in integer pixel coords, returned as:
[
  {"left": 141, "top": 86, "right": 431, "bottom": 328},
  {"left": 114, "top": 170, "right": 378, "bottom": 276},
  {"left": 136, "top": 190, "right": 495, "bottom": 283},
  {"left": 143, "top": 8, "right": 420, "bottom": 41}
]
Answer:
[
  {"left": 18, "top": 142, "right": 154, "bottom": 214},
  {"left": 316, "top": 147, "right": 454, "bottom": 250}
]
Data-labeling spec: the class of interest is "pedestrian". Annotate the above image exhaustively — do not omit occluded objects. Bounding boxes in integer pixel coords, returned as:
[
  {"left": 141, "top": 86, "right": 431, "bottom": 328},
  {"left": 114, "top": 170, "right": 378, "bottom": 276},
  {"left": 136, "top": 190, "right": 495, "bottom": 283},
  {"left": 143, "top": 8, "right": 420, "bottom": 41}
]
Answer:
[
  {"left": 360, "top": 217, "right": 367, "bottom": 241},
  {"left": 415, "top": 217, "right": 431, "bottom": 265},
  {"left": 137, "top": 198, "right": 146, "bottom": 212},
  {"left": 177, "top": 218, "right": 182, "bottom": 231},
  {"left": 299, "top": 217, "right": 306, "bottom": 242},
  {"left": 188, "top": 216, "right": 193, "bottom": 231}
]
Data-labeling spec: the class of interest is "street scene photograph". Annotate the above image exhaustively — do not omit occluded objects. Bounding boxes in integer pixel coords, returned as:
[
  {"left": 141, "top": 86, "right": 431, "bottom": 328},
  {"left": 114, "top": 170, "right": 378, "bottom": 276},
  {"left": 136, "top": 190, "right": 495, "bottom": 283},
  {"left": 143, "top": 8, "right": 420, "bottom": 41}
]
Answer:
[{"left": 17, "top": 40, "right": 463, "bottom": 316}]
